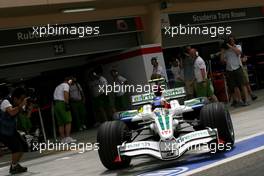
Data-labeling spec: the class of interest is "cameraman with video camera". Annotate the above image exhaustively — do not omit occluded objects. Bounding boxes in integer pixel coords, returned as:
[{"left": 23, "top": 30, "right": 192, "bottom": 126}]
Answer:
[
  {"left": 220, "top": 35, "right": 250, "bottom": 106},
  {"left": 0, "top": 87, "right": 30, "bottom": 174}
]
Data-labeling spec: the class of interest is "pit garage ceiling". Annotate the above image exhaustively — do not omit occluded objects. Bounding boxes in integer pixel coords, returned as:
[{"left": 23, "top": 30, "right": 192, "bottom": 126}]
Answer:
[
  {"left": 0, "top": 0, "right": 213, "bottom": 17},
  {"left": 0, "top": 0, "right": 157, "bottom": 17}
]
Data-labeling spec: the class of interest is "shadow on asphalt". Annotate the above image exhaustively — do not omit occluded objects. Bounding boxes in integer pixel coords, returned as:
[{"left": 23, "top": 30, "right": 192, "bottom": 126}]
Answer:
[{"left": 99, "top": 147, "right": 236, "bottom": 176}]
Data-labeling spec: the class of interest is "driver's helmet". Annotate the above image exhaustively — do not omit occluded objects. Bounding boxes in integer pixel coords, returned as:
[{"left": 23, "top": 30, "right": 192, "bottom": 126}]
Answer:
[{"left": 152, "top": 96, "right": 163, "bottom": 108}]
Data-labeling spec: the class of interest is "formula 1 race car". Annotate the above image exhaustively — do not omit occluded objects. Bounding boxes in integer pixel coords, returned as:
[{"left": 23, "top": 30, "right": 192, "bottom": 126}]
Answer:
[{"left": 97, "top": 79, "right": 235, "bottom": 170}]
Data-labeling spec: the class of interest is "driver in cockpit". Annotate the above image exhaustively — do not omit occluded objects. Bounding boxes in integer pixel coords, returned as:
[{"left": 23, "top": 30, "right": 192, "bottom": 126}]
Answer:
[{"left": 152, "top": 86, "right": 171, "bottom": 110}]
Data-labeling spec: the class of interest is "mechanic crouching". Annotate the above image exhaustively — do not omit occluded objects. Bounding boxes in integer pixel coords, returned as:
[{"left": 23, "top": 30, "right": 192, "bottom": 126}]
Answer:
[{"left": 0, "top": 87, "right": 30, "bottom": 174}]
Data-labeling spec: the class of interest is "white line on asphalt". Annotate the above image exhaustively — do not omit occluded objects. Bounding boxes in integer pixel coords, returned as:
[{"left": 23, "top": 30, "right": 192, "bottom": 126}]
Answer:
[
  {"left": 181, "top": 145, "right": 264, "bottom": 176},
  {"left": 236, "top": 131, "right": 264, "bottom": 143},
  {"left": 55, "top": 156, "right": 71, "bottom": 161}
]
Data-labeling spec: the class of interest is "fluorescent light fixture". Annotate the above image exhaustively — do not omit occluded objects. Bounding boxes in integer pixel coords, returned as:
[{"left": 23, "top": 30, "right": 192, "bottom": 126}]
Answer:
[{"left": 62, "top": 7, "right": 95, "bottom": 13}]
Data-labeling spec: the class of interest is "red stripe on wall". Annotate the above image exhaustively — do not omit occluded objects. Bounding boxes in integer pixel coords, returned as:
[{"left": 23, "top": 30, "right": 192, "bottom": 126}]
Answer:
[
  {"left": 134, "top": 17, "right": 144, "bottom": 30},
  {"left": 118, "top": 46, "right": 162, "bottom": 60},
  {"left": 261, "top": 7, "right": 264, "bottom": 15},
  {"left": 101, "top": 46, "right": 162, "bottom": 64}
]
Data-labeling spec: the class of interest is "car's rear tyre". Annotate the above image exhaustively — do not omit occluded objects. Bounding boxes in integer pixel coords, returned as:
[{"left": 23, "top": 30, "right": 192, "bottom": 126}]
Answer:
[
  {"left": 97, "top": 121, "right": 131, "bottom": 170},
  {"left": 200, "top": 102, "right": 235, "bottom": 151}
]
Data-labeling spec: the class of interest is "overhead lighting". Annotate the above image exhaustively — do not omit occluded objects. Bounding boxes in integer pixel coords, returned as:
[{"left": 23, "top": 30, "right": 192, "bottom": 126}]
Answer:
[{"left": 62, "top": 7, "right": 95, "bottom": 13}]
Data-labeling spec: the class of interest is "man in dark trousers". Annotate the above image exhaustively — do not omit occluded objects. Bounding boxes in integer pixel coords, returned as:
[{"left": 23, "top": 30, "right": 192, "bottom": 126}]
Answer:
[
  {"left": 0, "top": 87, "right": 29, "bottom": 174},
  {"left": 70, "top": 77, "right": 87, "bottom": 131}
]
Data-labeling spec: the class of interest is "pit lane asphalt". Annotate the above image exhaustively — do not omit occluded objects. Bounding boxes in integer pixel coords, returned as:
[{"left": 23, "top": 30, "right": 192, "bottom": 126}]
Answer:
[
  {"left": 0, "top": 90, "right": 264, "bottom": 176},
  {"left": 191, "top": 147, "right": 264, "bottom": 176}
]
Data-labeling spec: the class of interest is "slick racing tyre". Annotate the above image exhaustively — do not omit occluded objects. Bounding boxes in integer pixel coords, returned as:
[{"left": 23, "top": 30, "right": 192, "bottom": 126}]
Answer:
[
  {"left": 200, "top": 102, "right": 235, "bottom": 151},
  {"left": 97, "top": 121, "right": 131, "bottom": 170}
]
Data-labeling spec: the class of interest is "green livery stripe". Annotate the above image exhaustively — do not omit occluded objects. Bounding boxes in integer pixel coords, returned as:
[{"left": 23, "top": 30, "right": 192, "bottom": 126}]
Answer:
[
  {"left": 157, "top": 114, "right": 165, "bottom": 130},
  {"left": 165, "top": 115, "right": 170, "bottom": 129}
]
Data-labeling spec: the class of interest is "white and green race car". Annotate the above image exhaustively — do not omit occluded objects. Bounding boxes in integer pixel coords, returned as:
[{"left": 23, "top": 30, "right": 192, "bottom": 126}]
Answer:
[{"left": 97, "top": 79, "right": 235, "bottom": 170}]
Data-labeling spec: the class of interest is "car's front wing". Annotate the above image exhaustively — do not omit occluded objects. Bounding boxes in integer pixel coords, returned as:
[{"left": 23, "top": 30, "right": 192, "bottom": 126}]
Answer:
[{"left": 117, "top": 128, "right": 218, "bottom": 160}]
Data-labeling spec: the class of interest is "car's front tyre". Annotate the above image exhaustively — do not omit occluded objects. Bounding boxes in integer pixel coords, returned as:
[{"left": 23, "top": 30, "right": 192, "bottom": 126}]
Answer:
[
  {"left": 97, "top": 121, "right": 131, "bottom": 170},
  {"left": 200, "top": 102, "right": 235, "bottom": 151}
]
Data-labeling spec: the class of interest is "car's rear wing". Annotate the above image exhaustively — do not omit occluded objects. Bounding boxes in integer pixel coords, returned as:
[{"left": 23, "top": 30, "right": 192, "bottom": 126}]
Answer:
[{"left": 131, "top": 87, "right": 186, "bottom": 106}]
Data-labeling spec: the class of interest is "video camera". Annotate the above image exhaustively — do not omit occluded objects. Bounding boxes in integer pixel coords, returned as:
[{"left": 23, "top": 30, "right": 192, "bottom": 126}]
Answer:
[
  {"left": 220, "top": 38, "right": 230, "bottom": 50},
  {"left": 26, "top": 88, "right": 38, "bottom": 104}
]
